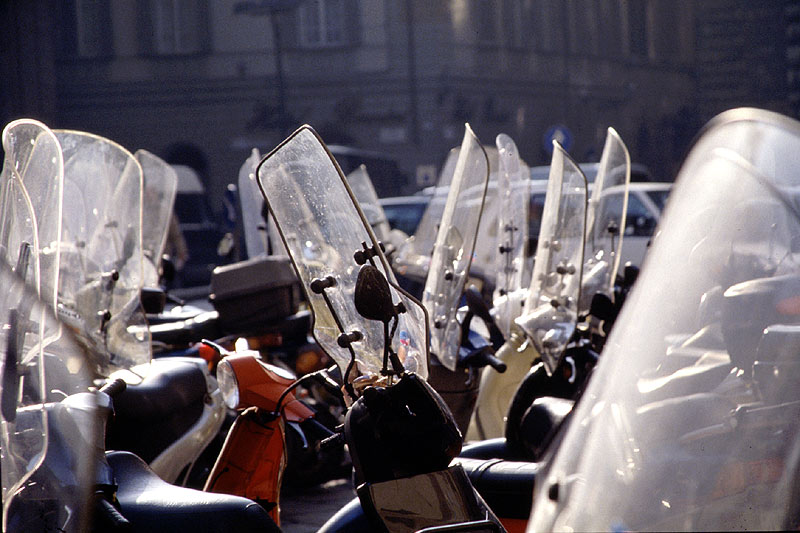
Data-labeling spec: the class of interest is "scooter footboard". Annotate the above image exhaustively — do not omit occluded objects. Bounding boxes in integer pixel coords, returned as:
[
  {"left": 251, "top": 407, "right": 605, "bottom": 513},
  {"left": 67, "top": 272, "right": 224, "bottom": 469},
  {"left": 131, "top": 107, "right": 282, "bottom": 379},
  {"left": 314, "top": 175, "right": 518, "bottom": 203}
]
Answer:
[{"left": 356, "top": 465, "right": 506, "bottom": 533}]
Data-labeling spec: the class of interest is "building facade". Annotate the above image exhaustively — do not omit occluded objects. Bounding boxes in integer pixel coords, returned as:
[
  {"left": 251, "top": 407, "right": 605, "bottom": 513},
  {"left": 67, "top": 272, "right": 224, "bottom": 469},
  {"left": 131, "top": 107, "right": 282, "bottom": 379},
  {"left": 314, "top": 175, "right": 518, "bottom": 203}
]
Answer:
[{"left": 0, "top": 0, "right": 749, "bottom": 208}]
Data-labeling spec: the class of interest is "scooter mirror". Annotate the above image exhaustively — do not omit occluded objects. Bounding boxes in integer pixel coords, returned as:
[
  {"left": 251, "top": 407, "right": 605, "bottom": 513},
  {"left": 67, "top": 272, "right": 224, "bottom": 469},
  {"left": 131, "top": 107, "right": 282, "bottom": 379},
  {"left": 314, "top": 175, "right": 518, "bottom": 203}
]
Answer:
[
  {"left": 589, "top": 292, "right": 615, "bottom": 322},
  {"left": 354, "top": 264, "right": 396, "bottom": 323}
]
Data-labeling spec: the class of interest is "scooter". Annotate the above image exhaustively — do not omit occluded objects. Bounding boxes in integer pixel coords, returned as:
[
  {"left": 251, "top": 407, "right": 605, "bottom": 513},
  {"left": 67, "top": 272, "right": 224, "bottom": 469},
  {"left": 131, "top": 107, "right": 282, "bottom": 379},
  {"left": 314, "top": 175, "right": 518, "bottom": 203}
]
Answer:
[
  {"left": 532, "top": 107, "right": 800, "bottom": 531},
  {"left": 203, "top": 341, "right": 344, "bottom": 526},
  {"left": 12, "top": 125, "right": 227, "bottom": 486},
  {"left": 256, "top": 123, "right": 507, "bottom": 532},
  {"left": 467, "top": 128, "right": 631, "bottom": 442},
  {"left": 0, "top": 122, "right": 278, "bottom": 533}
]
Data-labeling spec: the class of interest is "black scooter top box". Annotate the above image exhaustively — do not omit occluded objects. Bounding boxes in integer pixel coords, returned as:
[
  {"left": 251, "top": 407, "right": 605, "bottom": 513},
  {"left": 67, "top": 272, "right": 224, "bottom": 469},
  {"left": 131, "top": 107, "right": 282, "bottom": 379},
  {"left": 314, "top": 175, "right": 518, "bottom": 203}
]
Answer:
[{"left": 209, "top": 255, "right": 302, "bottom": 332}]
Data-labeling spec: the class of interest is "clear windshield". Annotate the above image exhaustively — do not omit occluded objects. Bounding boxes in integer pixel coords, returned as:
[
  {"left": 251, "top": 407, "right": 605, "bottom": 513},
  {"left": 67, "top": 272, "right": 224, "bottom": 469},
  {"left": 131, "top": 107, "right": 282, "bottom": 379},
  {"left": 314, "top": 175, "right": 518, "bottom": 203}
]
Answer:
[
  {"left": 488, "top": 134, "right": 530, "bottom": 337},
  {"left": 531, "top": 109, "right": 800, "bottom": 532},
  {"left": 346, "top": 165, "right": 392, "bottom": 245},
  {"left": 54, "top": 130, "right": 149, "bottom": 376},
  {"left": 516, "top": 142, "right": 587, "bottom": 374},
  {"left": 422, "top": 125, "right": 490, "bottom": 371},
  {"left": 238, "top": 148, "right": 267, "bottom": 257},
  {"left": 238, "top": 148, "right": 287, "bottom": 258},
  {"left": 1, "top": 259, "right": 98, "bottom": 533},
  {"left": 581, "top": 128, "right": 630, "bottom": 310},
  {"left": 136, "top": 150, "right": 177, "bottom": 288},
  {"left": 257, "top": 126, "right": 429, "bottom": 381},
  {"left": 0, "top": 119, "right": 63, "bottom": 309},
  {"left": 393, "top": 148, "right": 460, "bottom": 277}
]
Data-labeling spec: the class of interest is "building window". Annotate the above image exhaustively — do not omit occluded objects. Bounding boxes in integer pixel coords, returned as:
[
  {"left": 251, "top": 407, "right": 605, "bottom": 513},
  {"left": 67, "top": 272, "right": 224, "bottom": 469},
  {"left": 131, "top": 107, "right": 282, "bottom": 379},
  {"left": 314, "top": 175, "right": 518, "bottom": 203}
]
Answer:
[
  {"left": 627, "top": 0, "right": 648, "bottom": 57},
  {"left": 299, "top": 0, "right": 346, "bottom": 47},
  {"left": 474, "top": 0, "right": 498, "bottom": 44},
  {"left": 150, "top": 0, "right": 207, "bottom": 55},
  {"left": 503, "top": 0, "right": 527, "bottom": 48},
  {"left": 74, "top": 0, "right": 114, "bottom": 57}
]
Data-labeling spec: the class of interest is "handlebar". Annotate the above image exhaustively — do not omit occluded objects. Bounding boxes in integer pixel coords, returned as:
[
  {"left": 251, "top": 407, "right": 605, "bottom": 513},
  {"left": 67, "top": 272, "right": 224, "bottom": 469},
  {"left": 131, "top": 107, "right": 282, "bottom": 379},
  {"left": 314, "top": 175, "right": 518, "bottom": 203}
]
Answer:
[
  {"left": 100, "top": 378, "right": 127, "bottom": 398},
  {"left": 94, "top": 495, "right": 132, "bottom": 532},
  {"left": 460, "top": 348, "right": 507, "bottom": 373}
]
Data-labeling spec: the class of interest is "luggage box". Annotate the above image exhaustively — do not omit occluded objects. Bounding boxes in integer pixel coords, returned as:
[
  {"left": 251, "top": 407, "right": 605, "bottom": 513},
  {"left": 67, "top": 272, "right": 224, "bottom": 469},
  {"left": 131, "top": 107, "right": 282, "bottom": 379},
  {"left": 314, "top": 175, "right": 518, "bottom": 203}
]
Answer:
[{"left": 209, "top": 255, "right": 302, "bottom": 332}]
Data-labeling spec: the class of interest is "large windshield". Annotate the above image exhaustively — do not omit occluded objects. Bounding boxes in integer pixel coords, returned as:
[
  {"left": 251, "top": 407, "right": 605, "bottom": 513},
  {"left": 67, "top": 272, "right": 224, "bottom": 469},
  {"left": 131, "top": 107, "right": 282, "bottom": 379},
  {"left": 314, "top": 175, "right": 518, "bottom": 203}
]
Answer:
[
  {"left": 581, "top": 128, "right": 630, "bottom": 310},
  {"left": 405, "top": 149, "right": 458, "bottom": 260},
  {"left": 421, "top": 124, "right": 490, "bottom": 371},
  {"left": 54, "top": 130, "right": 149, "bottom": 375},
  {"left": 238, "top": 148, "right": 287, "bottom": 258},
  {"left": 516, "top": 142, "right": 587, "bottom": 374},
  {"left": 346, "top": 165, "right": 393, "bottom": 245},
  {"left": 257, "top": 126, "right": 429, "bottom": 381},
  {"left": 0, "top": 119, "right": 63, "bottom": 308},
  {"left": 531, "top": 109, "right": 800, "bottom": 531},
  {"left": 489, "top": 134, "right": 530, "bottom": 337},
  {"left": 137, "top": 150, "right": 177, "bottom": 287}
]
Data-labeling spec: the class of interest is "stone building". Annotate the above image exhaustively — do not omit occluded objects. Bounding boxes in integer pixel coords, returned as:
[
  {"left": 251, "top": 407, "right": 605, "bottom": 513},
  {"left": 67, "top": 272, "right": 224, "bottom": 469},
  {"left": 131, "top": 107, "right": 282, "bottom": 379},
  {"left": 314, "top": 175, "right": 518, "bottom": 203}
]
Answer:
[{"left": 0, "top": 0, "right": 753, "bottom": 206}]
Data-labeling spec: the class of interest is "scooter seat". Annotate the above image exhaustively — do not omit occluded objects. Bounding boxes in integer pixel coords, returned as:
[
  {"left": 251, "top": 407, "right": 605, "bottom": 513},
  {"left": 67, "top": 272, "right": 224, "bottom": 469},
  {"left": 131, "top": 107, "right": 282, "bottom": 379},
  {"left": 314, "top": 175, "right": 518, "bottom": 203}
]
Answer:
[
  {"left": 108, "top": 358, "right": 208, "bottom": 462},
  {"left": 108, "top": 451, "right": 279, "bottom": 533},
  {"left": 459, "top": 437, "right": 509, "bottom": 459},
  {"left": 454, "top": 457, "right": 539, "bottom": 520}
]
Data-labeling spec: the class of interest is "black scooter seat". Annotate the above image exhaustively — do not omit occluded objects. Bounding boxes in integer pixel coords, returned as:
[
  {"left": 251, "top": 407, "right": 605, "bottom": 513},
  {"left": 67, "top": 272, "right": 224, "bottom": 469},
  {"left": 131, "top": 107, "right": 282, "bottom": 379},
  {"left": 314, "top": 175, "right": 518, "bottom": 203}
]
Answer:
[
  {"left": 454, "top": 457, "right": 539, "bottom": 520},
  {"left": 108, "top": 451, "right": 279, "bottom": 532},
  {"left": 108, "top": 359, "right": 208, "bottom": 462},
  {"left": 458, "top": 437, "right": 508, "bottom": 459},
  {"left": 113, "top": 358, "right": 207, "bottom": 420}
]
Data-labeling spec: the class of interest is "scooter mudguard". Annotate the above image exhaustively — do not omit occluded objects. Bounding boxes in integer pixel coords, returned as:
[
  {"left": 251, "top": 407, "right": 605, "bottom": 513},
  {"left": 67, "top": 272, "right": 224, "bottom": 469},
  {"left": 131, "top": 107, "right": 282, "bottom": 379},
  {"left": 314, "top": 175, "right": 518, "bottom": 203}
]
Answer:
[{"left": 204, "top": 407, "right": 286, "bottom": 525}]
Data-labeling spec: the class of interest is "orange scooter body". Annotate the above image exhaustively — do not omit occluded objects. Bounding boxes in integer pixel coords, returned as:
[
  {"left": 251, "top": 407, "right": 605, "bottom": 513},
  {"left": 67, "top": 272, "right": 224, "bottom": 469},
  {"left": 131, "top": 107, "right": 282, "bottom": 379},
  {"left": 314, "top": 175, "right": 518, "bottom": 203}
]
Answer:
[
  {"left": 205, "top": 408, "right": 286, "bottom": 524},
  {"left": 205, "top": 352, "right": 315, "bottom": 526}
]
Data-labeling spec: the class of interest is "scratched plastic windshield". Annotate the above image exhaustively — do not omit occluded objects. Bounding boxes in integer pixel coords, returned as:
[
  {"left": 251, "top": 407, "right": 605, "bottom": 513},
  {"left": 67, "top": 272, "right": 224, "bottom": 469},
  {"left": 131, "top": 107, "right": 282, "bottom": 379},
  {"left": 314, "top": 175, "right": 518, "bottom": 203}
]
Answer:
[{"left": 257, "top": 126, "right": 429, "bottom": 381}]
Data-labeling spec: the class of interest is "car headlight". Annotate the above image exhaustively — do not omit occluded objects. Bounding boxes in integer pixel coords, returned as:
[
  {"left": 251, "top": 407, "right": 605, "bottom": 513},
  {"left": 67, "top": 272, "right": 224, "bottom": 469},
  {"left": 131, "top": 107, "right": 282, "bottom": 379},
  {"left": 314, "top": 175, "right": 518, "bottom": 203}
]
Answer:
[{"left": 216, "top": 359, "right": 240, "bottom": 410}]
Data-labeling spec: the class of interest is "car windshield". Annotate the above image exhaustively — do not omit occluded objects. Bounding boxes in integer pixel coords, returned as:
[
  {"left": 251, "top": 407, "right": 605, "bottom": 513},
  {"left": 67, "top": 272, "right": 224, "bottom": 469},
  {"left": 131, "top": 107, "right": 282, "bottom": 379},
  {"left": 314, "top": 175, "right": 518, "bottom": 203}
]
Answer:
[
  {"left": 382, "top": 200, "right": 428, "bottom": 236},
  {"left": 530, "top": 109, "right": 800, "bottom": 532},
  {"left": 646, "top": 188, "right": 671, "bottom": 210}
]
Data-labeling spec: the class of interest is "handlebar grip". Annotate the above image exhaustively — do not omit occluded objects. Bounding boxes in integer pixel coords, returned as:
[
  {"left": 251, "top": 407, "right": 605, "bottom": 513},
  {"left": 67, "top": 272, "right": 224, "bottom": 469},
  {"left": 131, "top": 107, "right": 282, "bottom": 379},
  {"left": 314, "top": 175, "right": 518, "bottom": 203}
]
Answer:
[
  {"left": 100, "top": 378, "right": 127, "bottom": 398},
  {"left": 485, "top": 353, "right": 507, "bottom": 373},
  {"left": 95, "top": 496, "right": 132, "bottom": 531}
]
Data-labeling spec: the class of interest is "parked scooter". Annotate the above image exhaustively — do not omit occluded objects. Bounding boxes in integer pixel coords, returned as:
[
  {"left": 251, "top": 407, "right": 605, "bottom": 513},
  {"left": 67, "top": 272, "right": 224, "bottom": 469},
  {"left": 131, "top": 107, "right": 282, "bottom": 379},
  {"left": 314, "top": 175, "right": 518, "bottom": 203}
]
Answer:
[
  {"left": 467, "top": 140, "right": 588, "bottom": 442},
  {"left": 532, "top": 108, "right": 800, "bottom": 531},
  {"left": 419, "top": 126, "right": 517, "bottom": 433},
  {"left": 29, "top": 127, "right": 226, "bottom": 485},
  {"left": 468, "top": 129, "right": 632, "bottom": 443},
  {"left": 204, "top": 340, "right": 344, "bottom": 526},
  {"left": 0, "top": 120, "right": 279, "bottom": 533},
  {"left": 256, "top": 124, "right": 507, "bottom": 532},
  {"left": 0, "top": 257, "right": 102, "bottom": 533}
]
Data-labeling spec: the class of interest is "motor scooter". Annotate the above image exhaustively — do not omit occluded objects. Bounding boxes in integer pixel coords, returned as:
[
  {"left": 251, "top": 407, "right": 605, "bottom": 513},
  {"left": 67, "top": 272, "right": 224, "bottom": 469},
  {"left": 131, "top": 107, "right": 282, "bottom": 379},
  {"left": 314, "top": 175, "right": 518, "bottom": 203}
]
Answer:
[
  {"left": 16, "top": 127, "right": 226, "bottom": 486},
  {"left": 467, "top": 129, "right": 631, "bottom": 443},
  {"left": 531, "top": 107, "right": 800, "bottom": 531},
  {"left": 256, "top": 123, "right": 507, "bottom": 532},
  {"left": 0, "top": 120, "right": 279, "bottom": 533},
  {"left": 466, "top": 140, "right": 588, "bottom": 443}
]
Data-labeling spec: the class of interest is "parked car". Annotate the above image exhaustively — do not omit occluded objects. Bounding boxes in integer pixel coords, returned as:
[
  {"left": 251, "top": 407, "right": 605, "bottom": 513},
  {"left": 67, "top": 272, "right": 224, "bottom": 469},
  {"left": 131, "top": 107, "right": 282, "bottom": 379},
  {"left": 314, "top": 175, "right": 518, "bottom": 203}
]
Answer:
[
  {"left": 379, "top": 177, "right": 671, "bottom": 286},
  {"left": 595, "top": 181, "right": 672, "bottom": 267},
  {"left": 530, "top": 161, "right": 653, "bottom": 183},
  {"left": 328, "top": 145, "right": 409, "bottom": 198},
  {"left": 378, "top": 195, "right": 430, "bottom": 236}
]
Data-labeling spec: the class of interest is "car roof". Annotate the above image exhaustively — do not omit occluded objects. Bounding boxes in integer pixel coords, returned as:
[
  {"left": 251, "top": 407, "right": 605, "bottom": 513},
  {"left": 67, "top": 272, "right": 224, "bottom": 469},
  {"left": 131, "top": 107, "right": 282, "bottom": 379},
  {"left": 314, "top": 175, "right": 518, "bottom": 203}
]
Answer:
[
  {"left": 378, "top": 195, "right": 430, "bottom": 206},
  {"left": 530, "top": 162, "right": 651, "bottom": 183}
]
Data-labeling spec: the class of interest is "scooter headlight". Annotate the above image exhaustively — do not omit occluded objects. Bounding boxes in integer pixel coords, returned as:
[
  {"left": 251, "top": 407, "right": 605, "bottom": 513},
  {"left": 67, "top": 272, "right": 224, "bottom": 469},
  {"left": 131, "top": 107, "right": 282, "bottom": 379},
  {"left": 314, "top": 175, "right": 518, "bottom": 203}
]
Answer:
[{"left": 216, "top": 359, "right": 240, "bottom": 410}]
